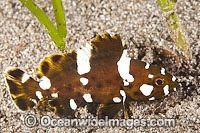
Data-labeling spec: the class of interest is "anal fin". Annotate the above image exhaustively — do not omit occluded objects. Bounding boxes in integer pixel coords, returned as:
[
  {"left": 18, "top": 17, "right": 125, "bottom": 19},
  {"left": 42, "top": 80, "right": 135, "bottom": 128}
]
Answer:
[
  {"left": 98, "top": 103, "right": 123, "bottom": 119},
  {"left": 86, "top": 103, "right": 99, "bottom": 116},
  {"left": 48, "top": 98, "right": 74, "bottom": 117},
  {"left": 47, "top": 97, "right": 86, "bottom": 118}
]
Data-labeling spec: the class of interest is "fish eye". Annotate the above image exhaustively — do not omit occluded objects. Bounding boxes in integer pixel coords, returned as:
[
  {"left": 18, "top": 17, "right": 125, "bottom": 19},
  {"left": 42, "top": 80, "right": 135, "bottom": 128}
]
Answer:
[{"left": 154, "top": 78, "right": 164, "bottom": 86}]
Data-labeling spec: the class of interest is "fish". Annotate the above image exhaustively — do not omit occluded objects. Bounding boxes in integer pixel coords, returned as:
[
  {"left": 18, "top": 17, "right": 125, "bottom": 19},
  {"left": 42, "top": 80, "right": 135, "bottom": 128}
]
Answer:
[{"left": 4, "top": 32, "right": 179, "bottom": 118}]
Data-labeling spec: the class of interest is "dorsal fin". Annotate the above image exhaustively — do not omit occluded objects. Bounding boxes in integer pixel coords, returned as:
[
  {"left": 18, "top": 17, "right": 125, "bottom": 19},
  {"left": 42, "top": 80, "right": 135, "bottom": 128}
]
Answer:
[
  {"left": 90, "top": 32, "right": 124, "bottom": 65},
  {"left": 36, "top": 51, "right": 81, "bottom": 88},
  {"left": 37, "top": 51, "right": 78, "bottom": 79}
]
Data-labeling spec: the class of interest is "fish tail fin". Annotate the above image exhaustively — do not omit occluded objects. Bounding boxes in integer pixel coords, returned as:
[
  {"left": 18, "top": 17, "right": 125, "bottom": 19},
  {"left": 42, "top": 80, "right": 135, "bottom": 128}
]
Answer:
[{"left": 4, "top": 67, "right": 40, "bottom": 111}]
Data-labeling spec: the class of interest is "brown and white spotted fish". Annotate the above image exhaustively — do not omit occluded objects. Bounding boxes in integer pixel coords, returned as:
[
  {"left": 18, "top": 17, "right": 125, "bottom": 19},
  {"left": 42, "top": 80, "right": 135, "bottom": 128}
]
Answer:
[{"left": 4, "top": 32, "right": 179, "bottom": 118}]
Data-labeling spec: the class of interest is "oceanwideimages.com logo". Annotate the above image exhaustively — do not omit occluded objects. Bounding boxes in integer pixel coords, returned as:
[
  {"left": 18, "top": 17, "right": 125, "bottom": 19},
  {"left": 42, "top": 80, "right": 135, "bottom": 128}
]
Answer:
[{"left": 24, "top": 114, "right": 176, "bottom": 129}]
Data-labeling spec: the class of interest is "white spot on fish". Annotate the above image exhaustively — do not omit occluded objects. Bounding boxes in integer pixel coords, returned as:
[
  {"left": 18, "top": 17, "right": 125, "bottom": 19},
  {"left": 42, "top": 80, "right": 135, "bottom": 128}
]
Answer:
[
  {"left": 148, "top": 74, "right": 154, "bottom": 79},
  {"left": 161, "top": 68, "right": 165, "bottom": 75},
  {"left": 117, "top": 50, "right": 134, "bottom": 86},
  {"left": 21, "top": 73, "right": 30, "bottom": 83},
  {"left": 80, "top": 77, "right": 89, "bottom": 85},
  {"left": 39, "top": 76, "right": 51, "bottom": 90},
  {"left": 149, "top": 97, "right": 155, "bottom": 101},
  {"left": 173, "top": 88, "right": 177, "bottom": 91},
  {"left": 120, "top": 90, "right": 126, "bottom": 103},
  {"left": 123, "top": 80, "right": 129, "bottom": 86},
  {"left": 83, "top": 93, "right": 93, "bottom": 103},
  {"left": 172, "top": 76, "right": 176, "bottom": 82},
  {"left": 113, "top": 97, "right": 121, "bottom": 103},
  {"left": 120, "top": 90, "right": 126, "bottom": 97},
  {"left": 30, "top": 98, "right": 37, "bottom": 104},
  {"left": 145, "top": 62, "right": 150, "bottom": 69},
  {"left": 35, "top": 91, "right": 43, "bottom": 99},
  {"left": 77, "top": 43, "right": 92, "bottom": 75},
  {"left": 139, "top": 84, "right": 154, "bottom": 96},
  {"left": 70, "top": 99, "right": 77, "bottom": 110},
  {"left": 163, "top": 85, "right": 169, "bottom": 96},
  {"left": 51, "top": 93, "right": 58, "bottom": 98}
]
